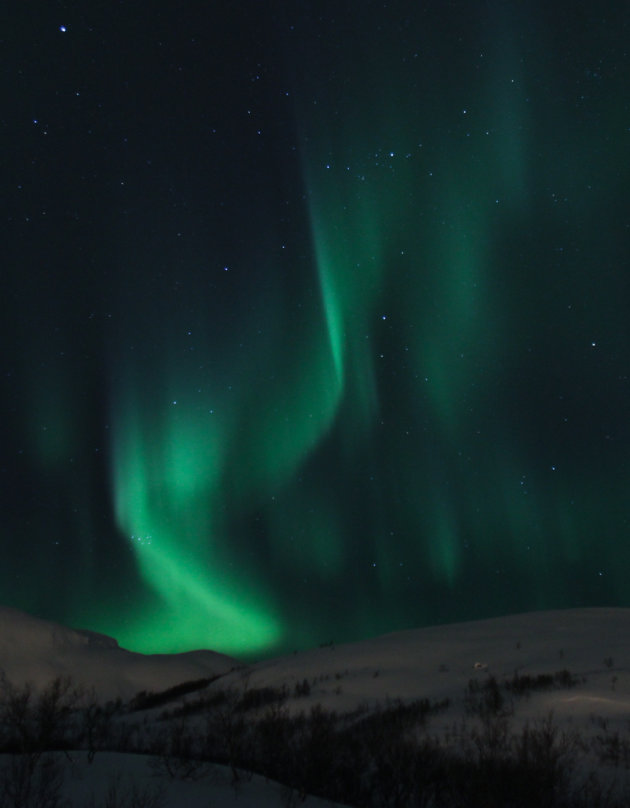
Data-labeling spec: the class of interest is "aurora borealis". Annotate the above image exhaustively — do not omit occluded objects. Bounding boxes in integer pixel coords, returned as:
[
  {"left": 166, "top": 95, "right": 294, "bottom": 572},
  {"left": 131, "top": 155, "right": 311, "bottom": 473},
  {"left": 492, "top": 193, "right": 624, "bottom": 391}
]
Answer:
[{"left": 2, "top": 1, "right": 629, "bottom": 658}]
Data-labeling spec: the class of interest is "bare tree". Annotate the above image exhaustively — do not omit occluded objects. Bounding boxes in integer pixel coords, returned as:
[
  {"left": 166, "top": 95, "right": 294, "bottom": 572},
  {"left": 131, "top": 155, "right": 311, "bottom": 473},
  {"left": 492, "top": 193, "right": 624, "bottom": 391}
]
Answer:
[{"left": 0, "top": 672, "right": 82, "bottom": 808}]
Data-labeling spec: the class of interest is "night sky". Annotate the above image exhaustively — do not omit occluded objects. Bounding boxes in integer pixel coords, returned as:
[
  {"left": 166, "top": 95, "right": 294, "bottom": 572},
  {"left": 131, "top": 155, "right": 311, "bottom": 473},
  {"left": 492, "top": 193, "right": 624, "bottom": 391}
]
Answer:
[{"left": 2, "top": 1, "right": 629, "bottom": 659}]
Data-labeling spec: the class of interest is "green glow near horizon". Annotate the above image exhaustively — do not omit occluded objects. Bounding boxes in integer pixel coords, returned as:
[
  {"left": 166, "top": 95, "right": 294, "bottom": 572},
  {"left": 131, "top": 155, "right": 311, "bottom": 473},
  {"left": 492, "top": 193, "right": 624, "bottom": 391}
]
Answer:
[{"left": 110, "top": 380, "right": 283, "bottom": 655}]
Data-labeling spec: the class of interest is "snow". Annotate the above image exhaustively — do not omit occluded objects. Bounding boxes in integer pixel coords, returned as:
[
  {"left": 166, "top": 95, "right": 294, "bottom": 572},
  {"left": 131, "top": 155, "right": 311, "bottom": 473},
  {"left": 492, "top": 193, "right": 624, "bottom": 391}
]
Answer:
[
  {"left": 229, "top": 607, "right": 630, "bottom": 724},
  {"left": 0, "top": 605, "right": 236, "bottom": 701},
  {"left": 0, "top": 751, "right": 341, "bottom": 808},
  {"left": 3, "top": 605, "right": 630, "bottom": 804}
]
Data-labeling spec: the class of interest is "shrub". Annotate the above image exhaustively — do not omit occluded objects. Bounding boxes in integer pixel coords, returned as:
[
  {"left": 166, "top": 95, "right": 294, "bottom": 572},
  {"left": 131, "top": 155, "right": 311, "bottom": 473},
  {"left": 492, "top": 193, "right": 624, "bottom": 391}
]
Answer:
[
  {"left": 293, "top": 678, "right": 311, "bottom": 697},
  {"left": 236, "top": 685, "right": 288, "bottom": 713},
  {"left": 465, "top": 676, "right": 512, "bottom": 720},
  {"left": 128, "top": 676, "right": 218, "bottom": 712}
]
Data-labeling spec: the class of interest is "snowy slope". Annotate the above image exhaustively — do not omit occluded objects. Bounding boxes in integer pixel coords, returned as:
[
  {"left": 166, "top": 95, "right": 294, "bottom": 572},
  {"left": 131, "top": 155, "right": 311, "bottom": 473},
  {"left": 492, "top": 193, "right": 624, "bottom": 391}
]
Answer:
[
  {"left": 0, "top": 605, "right": 236, "bottom": 701},
  {"left": 0, "top": 751, "right": 345, "bottom": 808},
  {"left": 3, "top": 605, "right": 630, "bottom": 806},
  {"left": 3, "top": 604, "right": 630, "bottom": 726},
  {"left": 228, "top": 607, "right": 630, "bottom": 726}
]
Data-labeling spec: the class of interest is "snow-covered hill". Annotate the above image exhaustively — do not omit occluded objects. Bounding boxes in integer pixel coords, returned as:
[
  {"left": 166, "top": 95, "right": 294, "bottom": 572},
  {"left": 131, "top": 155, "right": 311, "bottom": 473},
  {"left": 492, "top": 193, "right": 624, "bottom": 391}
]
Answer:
[
  {"left": 232, "top": 607, "right": 630, "bottom": 726},
  {"left": 0, "top": 605, "right": 236, "bottom": 701},
  {"left": 3, "top": 605, "right": 630, "bottom": 807}
]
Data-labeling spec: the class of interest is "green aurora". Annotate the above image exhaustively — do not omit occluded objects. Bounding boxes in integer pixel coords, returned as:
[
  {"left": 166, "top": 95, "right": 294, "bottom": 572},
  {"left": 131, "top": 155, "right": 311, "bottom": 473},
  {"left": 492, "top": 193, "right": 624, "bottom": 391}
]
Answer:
[{"left": 2, "top": 1, "right": 629, "bottom": 657}]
